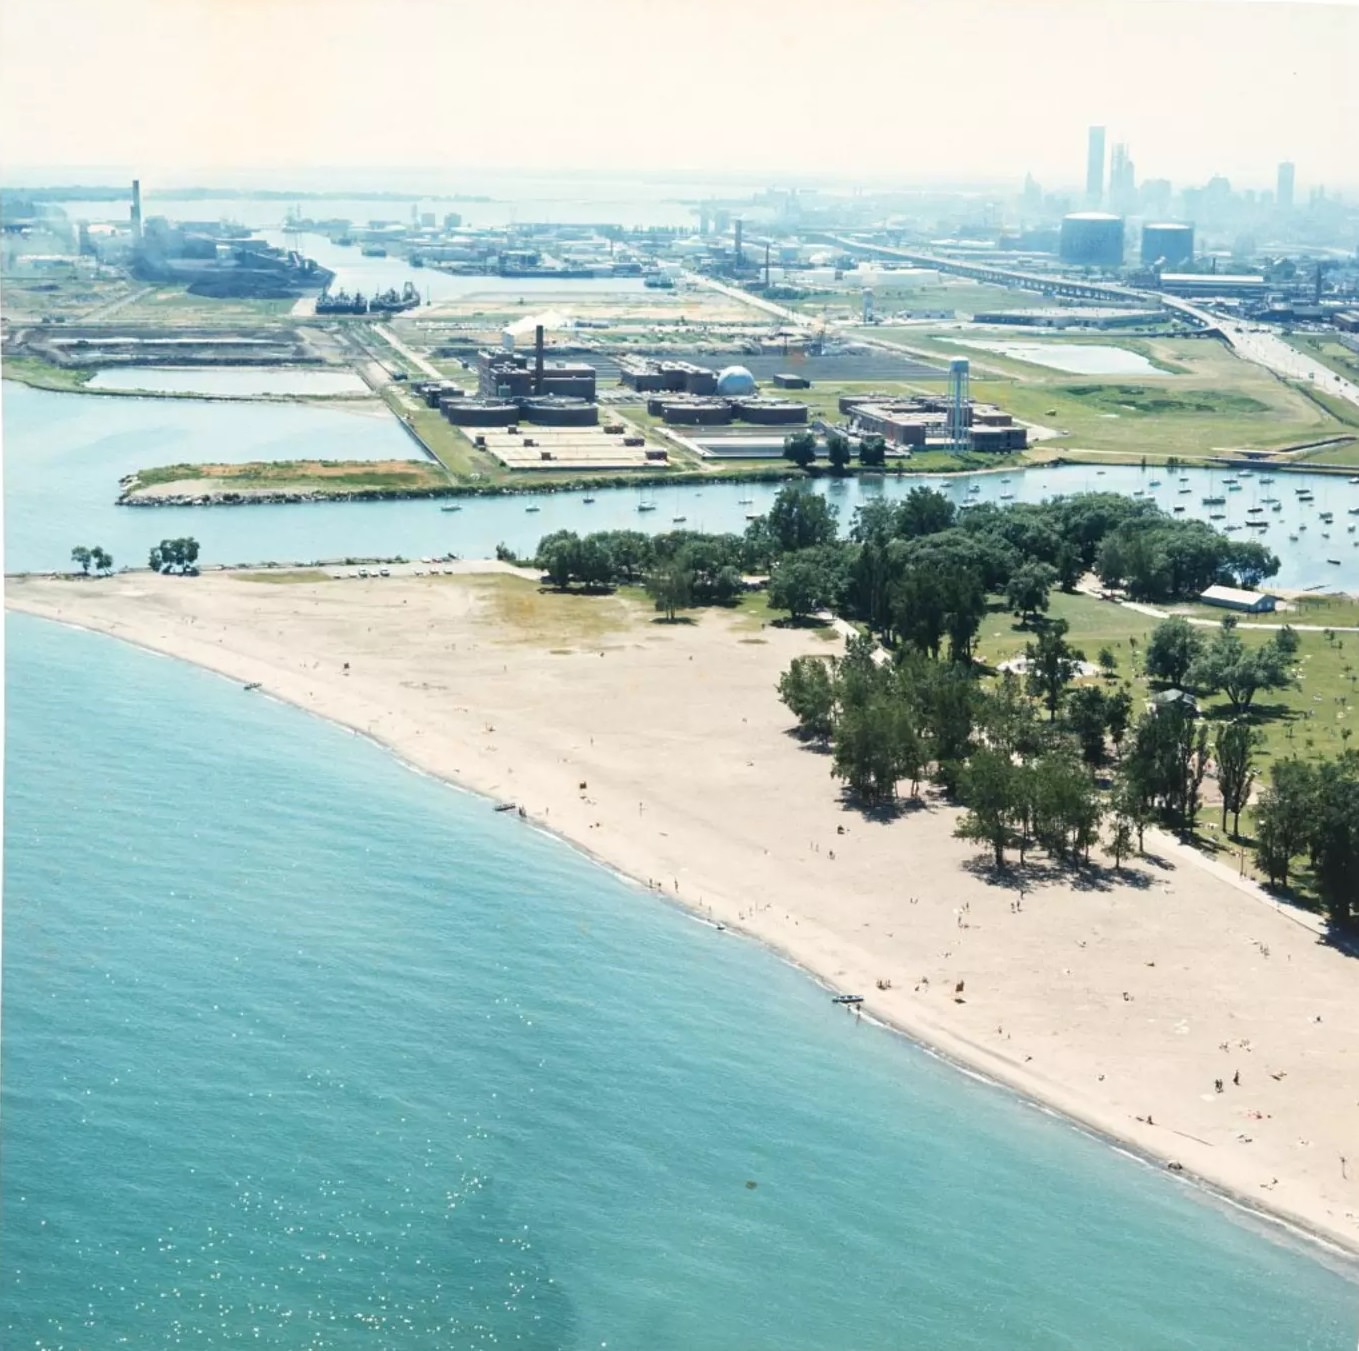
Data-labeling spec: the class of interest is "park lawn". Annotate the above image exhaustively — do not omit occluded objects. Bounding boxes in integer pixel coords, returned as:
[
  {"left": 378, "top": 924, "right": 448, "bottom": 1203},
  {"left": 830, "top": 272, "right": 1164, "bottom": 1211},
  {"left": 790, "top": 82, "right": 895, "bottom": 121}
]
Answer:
[
  {"left": 466, "top": 572, "right": 640, "bottom": 647},
  {"left": 976, "top": 587, "right": 1359, "bottom": 774}
]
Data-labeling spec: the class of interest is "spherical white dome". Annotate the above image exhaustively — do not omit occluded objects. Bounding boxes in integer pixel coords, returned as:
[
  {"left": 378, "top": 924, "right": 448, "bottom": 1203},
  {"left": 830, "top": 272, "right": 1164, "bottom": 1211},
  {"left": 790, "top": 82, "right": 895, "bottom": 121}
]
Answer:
[{"left": 716, "top": 365, "right": 756, "bottom": 396}]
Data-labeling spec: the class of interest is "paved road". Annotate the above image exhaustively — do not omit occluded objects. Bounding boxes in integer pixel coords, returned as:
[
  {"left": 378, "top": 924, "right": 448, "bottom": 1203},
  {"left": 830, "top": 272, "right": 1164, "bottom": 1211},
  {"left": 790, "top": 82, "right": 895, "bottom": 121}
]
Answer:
[
  {"left": 1160, "top": 297, "right": 1359, "bottom": 413},
  {"left": 373, "top": 323, "right": 442, "bottom": 379}
]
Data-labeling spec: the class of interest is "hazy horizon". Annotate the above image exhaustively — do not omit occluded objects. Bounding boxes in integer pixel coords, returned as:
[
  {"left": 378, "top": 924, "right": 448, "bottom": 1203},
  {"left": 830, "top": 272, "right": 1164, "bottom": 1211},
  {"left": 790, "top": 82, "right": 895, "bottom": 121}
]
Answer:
[{"left": 2, "top": 0, "right": 1357, "bottom": 196}]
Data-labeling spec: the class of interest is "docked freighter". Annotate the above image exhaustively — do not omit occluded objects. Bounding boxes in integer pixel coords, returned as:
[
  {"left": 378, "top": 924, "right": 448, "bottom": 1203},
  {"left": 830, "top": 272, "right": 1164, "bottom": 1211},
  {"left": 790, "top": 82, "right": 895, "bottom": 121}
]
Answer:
[
  {"left": 367, "top": 282, "right": 421, "bottom": 314},
  {"left": 315, "top": 288, "right": 368, "bottom": 315}
]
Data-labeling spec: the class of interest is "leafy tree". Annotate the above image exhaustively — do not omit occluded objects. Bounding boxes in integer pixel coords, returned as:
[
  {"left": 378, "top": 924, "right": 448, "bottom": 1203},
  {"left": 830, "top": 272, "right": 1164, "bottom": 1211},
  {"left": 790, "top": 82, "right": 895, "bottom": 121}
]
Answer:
[
  {"left": 1144, "top": 617, "right": 1205, "bottom": 688},
  {"left": 892, "top": 563, "right": 947, "bottom": 660},
  {"left": 765, "top": 485, "right": 838, "bottom": 553},
  {"left": 1126, "top": 702, "right": 1209, "bottom": 837},
  {"left": 1097, "top": 646, "right": 1118, "bottom": 679},
  {"left": 1025, "top": 618, "right": 1085, "bottom": 721},
  {"left": 1065, "top": 684, "right": 1109, "bottom": 766},
  {"left": 574, "top": 536, "right": 616, "bottom": 589},
  {"left": 1111, "top": 762, "right": 1155, "bottom": 852},
  {"left": 646, "top": 556, "right": 694, "bottom": 622},
  {"left": 832, "top": 686, "right": 922, "bottom": 805},
  {"left": 778, "top": 656, "right": 837, "bottom": 742},
  {"left": 825, "top": 431, "right": 852, "bottom": 476},
  {"left": 941, "top": 568, "right": 987, "bottom": 665},
  {"left": 782, "top": 431, "right": 817, "bottom": 470},
  {"left": 1027, "top": 752, "right": 1103, "bottom": 863},
  {"left": 1055, "top": 540, "right": 1082, "bottom": 592},
  {"left": 1105, "top": 686, "right": 1134, "bottom": 755},
  {"left": 1005, "top": 561, "right": 1058, "bottom": 626},
  {"left": 1310, "top": 754, "right": 1359, "bottom": 927},
  {"left": 149, "top": 537, "right": 201, "bottom": 575},
  {"left": 956, "top": 748, "right": 1019, "bottom": 867},
  {"left": 1213, "top": 720, "right": 1259, "bottom": 837},
  {"left": 90, "top": 546, "right": 113, "bottom": 574},
  {"left": 1253, "top": 758, "right": 1317, "bottom": 887},
  {"left": 540, "top": 532, "right": 580, "bottom": 588},
  {"left": 71, "top": 546, "right": 92, "bottom": 575},
  {"left": 768, "top": 554, "right": 836, "bottom": 623},
  {"left": 1189, "top": 623, "right": 1293, "bottom": 713},
  {"left": 917, "top": 661, "right": 978, "bottom": 794},
  {"left": 1107, "top": 813, "right": 1136, "bottom": 869},
  {"left": 858, "top": 434, "right": 887, "bottom": 468}
]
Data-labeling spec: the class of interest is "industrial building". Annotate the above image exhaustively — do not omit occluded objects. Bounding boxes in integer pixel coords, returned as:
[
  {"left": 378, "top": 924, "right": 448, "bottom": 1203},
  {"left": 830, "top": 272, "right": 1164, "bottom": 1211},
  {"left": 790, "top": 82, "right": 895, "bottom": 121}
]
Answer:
[
  {"left": 477, "top": 345, "right": 597, "bottom": 400},
  {"left": 1140, "top": 222, "right": 1195, "bottom": 268},
  {"left": 616, "top": 355, "right": 718, "bottom": 395},
  {"left": 972, "top": 306, "right": 1161, "bottom": 329},
  {"left": 1059, "top": 212, "right": 1125, "bottom": 268},
  {"left": 838, "top": 390, "right": 1027, "bottom": 452},
  {"left": 1158, "top": 273, "right": 1267, "bottom": 299},
  {"left": 645, "top": 394, "right": 809, "bottom": 427}
]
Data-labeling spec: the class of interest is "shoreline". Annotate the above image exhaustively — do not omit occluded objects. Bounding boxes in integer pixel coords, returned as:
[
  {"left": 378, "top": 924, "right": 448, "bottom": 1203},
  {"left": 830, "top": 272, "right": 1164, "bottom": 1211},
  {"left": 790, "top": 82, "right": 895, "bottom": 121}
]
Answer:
[{"left": 7, "top": 570, "right": 1359, "bottom": 1267}]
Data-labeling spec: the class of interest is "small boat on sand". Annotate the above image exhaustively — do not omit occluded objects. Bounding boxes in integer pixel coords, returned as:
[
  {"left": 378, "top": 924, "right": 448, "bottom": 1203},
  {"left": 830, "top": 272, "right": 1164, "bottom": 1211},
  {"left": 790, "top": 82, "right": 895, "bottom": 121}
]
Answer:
[{"left": 832, "top": 994, "right": 864, "bottom": 1006}]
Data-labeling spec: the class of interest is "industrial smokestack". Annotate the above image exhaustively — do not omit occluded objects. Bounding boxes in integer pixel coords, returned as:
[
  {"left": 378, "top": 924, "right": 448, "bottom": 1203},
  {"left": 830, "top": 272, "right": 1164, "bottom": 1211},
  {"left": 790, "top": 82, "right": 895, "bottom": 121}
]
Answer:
[
  {"left": 131, "top": 178, "right": 143, "bottom": 244},
  {"left": 534, "top": 324, "right": 544, "bottom": 395},
  {"left": 764, "top": 243, "right": 771, "bottom": 288},
  {"left": 734, "top": 219, "right": 743, "bottom": 267}
]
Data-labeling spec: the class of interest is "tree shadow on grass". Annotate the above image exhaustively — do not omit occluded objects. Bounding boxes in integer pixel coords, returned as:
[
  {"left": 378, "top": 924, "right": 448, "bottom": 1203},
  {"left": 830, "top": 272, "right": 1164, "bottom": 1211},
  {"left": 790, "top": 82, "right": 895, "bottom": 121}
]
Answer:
[
  {"left": 650, "top": 615, "right": 697, "bottom": 625},
  {"left": 782, "top": 726, "right": 833, "bottom": 755},
  {"left": 770, "top": 615, "right": 834, "bottom": 631},
  {"left": 835, "top": 788, "right": 931, "bottom": 823},
  {"left": 960, "top": 853, "right": 1158, "bottom": 894}
]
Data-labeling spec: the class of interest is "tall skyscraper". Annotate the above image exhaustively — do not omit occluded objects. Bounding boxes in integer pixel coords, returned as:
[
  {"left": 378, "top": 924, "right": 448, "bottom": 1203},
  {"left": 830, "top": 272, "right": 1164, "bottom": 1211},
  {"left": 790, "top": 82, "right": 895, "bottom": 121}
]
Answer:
[
  {"left": 1109, "top": 143, "right": 1136, "bottom": 214},
  {"left": 1276, "top": 161, "right": 1295, "bottom": 211},
  {"left": 1086, "top": 126, "right": 1106, "bottom": 206}
]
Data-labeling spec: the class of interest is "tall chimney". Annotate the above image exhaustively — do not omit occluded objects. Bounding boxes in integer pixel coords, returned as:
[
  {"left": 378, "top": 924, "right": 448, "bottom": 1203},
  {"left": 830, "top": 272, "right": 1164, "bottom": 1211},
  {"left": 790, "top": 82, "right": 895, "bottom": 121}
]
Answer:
[
  {"left": 534, "top": 324, "right": 544, "bottom": 395},
  {"left": 734, "top": 218, "right": 743, "bottom": 267},
  {"left": 764, "top": 242, "right": 771, "bottom": 288},
  {"left": 131, "top": 178, "right": 143, "bottom": 244}
]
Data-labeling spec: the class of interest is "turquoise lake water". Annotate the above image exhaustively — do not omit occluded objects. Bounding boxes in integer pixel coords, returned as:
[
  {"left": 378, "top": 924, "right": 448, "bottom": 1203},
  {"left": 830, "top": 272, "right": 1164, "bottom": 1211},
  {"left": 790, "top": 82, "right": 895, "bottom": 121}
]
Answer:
[
  {"left": 4, "top": 611, "right": 1356, "bottom": 1348},
  {"left": 6, "top": 380, "right": 1359, "bottom": 588}
]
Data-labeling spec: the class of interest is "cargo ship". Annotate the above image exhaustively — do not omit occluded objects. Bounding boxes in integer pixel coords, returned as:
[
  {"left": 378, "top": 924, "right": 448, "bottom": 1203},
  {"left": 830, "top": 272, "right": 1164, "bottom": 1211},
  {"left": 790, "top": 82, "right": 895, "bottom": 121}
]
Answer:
[
  {"left": 367, "top": 282, "right": 421, "bottom": 315},
  {"left": 315, "top": 288, "right": 369, "bottom": 315}
]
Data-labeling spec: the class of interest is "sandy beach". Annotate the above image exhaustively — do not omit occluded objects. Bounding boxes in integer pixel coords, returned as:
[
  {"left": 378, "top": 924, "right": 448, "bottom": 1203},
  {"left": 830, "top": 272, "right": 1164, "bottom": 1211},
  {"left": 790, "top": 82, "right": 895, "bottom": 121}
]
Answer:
[{"left": 9, "top": 565, "right": 1359, "bottom": 1260}]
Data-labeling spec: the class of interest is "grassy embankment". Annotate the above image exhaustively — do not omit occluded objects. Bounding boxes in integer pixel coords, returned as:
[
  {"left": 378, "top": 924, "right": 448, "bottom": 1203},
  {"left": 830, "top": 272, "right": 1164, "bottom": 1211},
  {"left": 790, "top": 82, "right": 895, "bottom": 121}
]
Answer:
[
  {"left": 1, "top": 357, "right": 96, "bottom": 393},
  {"left": 1284, "top": 332, "right": 1359, "bottom": 386},
  {"left": 121, "top": 459, "right": 452, "bottom": 500}
]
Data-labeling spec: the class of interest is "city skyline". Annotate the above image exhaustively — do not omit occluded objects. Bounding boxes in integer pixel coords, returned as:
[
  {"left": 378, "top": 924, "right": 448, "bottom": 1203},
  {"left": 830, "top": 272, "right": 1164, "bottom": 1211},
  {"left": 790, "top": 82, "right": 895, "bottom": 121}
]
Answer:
[{"left": 1, "top": 0, "right": 1357, "bottom": 192}]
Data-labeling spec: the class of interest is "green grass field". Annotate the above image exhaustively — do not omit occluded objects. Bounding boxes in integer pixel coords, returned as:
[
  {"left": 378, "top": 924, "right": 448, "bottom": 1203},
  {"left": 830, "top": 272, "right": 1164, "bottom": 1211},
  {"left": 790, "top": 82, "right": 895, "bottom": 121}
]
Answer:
[
  {"left": 975, "top": 589, "right": 1359, "bottom": 778},
  {"left": 1285, "top": 333, "right": 1359, "bottom": 385},
  {"left": 1, "top": 357, "right": 96, "bottom": 393}
]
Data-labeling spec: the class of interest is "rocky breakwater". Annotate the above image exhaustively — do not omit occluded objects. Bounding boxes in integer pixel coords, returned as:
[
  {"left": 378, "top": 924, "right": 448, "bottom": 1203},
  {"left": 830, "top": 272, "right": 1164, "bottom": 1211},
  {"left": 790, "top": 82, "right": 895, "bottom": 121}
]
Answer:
[{"left": 117, "top": 475, "right": 462, "bottom": 508}]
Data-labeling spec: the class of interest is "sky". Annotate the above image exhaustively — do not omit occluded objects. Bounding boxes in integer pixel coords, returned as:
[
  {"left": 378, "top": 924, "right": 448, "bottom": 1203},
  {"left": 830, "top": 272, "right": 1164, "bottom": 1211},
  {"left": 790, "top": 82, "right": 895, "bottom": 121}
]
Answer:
[{"left": 1, "top": 0, "right": 1356, "bottom": 193}]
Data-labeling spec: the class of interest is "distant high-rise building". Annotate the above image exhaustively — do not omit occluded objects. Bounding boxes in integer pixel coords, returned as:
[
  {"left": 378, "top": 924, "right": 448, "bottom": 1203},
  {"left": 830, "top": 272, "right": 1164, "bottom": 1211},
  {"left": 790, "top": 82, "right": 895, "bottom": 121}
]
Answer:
[
  {"left": 1022, "top": 172, "right": 1043, "bottom": 214},
  {"left": 1277, "top": 161, "right": 1295, "bottom": 211},
  {"left": 1086, "top": 126, "right": 1106, "bottom": 206},
  {"left": 1109, "top": 143, "right": 1136, "bottom": 214}
]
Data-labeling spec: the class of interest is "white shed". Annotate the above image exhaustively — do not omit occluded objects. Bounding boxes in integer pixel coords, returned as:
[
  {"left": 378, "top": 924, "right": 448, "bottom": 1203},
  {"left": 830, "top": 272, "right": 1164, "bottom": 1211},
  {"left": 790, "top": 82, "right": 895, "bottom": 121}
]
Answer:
[{"left": 1200, "top": 585, "right": 1276, "bottom": 614}]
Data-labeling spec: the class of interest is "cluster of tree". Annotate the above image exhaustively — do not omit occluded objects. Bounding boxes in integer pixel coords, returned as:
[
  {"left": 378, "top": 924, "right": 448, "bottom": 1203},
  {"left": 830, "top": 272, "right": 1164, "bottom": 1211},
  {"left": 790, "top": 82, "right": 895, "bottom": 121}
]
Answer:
[
  {"left": 148, "top": 537, "right": 201, "bottom": 574},
  {"left": 1144, "top": 615, "right": 1296, "bottom": 712},
  {"left": 70, "top": 545, "right": 114, "bottom": 575},
  {"left": 1096, "top": 517, "right": 1278, "bottom": 601},
  {"left": 781, "top": 431, "right": 886, "bottom": 473},
  {"left": 1254, "top": 752, "right": 1359, "bottom": 927}
]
